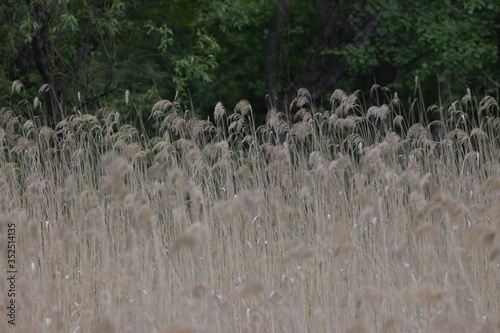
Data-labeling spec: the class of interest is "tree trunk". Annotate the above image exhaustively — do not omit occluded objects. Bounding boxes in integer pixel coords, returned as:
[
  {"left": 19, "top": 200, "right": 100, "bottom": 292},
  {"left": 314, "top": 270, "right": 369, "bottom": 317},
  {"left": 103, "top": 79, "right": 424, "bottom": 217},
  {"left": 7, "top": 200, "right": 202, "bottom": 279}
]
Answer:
[
  {"left": 288, "top": 1, "right": 381, "bottom": 106},
  {"left": 264, "top": 0, "right": 290, "bottom": 108},
  {"left": 27, "top": 0, "right": 62, "bottom": 125}
]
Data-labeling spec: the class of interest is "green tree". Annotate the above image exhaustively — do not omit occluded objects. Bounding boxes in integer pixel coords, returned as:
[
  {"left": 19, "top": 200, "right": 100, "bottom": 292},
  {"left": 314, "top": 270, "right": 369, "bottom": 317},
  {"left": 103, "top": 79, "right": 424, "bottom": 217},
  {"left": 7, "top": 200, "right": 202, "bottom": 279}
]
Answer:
[
  {"left": 1, "top": 0, "right": 499, "bottom": 128},
  {"left": 337, "top": 0, "right": 500, "bottom": 103},
  {"left": 1, "top": 0, "right": 270, "bottom": 124}
]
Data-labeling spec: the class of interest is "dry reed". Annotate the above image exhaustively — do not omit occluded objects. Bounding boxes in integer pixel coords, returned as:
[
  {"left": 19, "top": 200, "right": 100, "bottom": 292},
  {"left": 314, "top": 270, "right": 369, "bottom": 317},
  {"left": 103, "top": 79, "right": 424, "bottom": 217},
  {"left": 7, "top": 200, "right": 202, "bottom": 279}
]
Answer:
[{"left": 0, "top": 84, "right": 499, "bottom": 333}]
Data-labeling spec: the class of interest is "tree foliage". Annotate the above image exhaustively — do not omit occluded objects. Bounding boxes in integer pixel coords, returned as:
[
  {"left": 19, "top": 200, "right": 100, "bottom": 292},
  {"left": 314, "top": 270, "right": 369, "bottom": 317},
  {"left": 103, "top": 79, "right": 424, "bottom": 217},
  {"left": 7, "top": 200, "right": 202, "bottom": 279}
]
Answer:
[
  {"left": 1, "top": 0, "right": 499, "bottom": 127},
  {"left": 340, "top": 0, "right": 500, "bottom": 99}
]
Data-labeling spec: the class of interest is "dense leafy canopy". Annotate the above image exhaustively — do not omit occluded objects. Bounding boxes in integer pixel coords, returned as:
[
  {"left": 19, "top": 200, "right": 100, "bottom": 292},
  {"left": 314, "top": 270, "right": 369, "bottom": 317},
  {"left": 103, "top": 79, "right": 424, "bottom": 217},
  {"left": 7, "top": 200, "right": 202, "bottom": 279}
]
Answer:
[{"left": 1, "top": 0, "right": 499, "bottom": 126}]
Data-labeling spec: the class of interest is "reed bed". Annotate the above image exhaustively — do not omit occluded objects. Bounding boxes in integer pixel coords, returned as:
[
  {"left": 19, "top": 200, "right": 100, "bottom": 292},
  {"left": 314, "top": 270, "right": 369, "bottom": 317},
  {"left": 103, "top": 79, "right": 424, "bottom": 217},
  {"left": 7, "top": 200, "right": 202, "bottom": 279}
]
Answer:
[{"left": 0, "top": 85, "right": 499, "bottom": 332}]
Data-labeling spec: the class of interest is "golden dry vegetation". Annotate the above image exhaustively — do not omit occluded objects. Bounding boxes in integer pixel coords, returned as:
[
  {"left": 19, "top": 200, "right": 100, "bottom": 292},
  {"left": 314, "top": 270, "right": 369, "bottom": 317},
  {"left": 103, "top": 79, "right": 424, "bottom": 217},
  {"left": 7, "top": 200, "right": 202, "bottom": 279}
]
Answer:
[{"left": 1, "top": 86, "right": 499, "bottom": 332}]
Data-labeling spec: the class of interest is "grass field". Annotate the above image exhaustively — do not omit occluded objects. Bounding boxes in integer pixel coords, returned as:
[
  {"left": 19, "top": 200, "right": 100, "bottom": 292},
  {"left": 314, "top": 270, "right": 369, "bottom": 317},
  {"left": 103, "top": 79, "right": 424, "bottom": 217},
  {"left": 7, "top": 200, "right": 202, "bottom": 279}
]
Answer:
[{"left": 1, "top": 86, "right": 499, "bottom": 332}]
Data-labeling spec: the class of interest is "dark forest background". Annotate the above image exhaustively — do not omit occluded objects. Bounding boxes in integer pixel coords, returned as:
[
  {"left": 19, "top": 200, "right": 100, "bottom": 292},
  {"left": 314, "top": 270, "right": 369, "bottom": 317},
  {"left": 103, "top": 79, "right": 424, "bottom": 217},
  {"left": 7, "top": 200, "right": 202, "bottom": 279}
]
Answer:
[{"left": 2, "top": 0, "right": 500, "bottom": 127}]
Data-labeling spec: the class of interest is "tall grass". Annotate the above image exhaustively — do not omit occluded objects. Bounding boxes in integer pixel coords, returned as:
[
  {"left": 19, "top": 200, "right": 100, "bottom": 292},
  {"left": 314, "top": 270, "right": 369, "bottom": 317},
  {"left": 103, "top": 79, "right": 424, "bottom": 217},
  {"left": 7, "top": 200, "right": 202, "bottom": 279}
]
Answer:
[{"left": 1, "top": 85, "right": 499, "bottom": 332}]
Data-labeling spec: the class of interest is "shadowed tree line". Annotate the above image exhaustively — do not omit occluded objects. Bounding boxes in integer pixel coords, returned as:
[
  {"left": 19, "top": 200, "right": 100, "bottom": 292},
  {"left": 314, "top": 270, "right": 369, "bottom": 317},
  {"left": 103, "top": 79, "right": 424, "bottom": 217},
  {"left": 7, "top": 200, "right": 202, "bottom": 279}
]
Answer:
[{"left": 1, "top": 0, "right": 500, "bottom": 127}]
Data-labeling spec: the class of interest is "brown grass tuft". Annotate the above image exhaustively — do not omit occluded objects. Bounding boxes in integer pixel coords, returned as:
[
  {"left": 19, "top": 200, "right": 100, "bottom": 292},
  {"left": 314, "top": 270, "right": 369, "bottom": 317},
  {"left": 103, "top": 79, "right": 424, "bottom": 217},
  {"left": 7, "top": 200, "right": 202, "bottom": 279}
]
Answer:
[
  {"left": 230, "top": 277, "right": 264, "bottom": 299},
  {"left": 174, "top": 222, "right": 209, "bottom": 249},
  {"left": 285, "top": 245, "right": 314, "bottom": 261},
  {"left": 214, "top": 101, "right": 226, "bottom": 122},
  {"left": 234, "top": 99, "right": 252, "bottom": 116},
  {"left": 470, "top": 224, "right": 496, "bottom": 247}
]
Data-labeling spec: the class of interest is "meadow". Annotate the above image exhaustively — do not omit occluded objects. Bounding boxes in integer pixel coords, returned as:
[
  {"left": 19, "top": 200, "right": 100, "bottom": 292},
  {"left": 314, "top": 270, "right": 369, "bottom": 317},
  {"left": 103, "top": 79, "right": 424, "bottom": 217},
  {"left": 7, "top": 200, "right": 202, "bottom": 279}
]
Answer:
[{"left": 0, "top": 85, "right": 499, "bottom": 332}]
